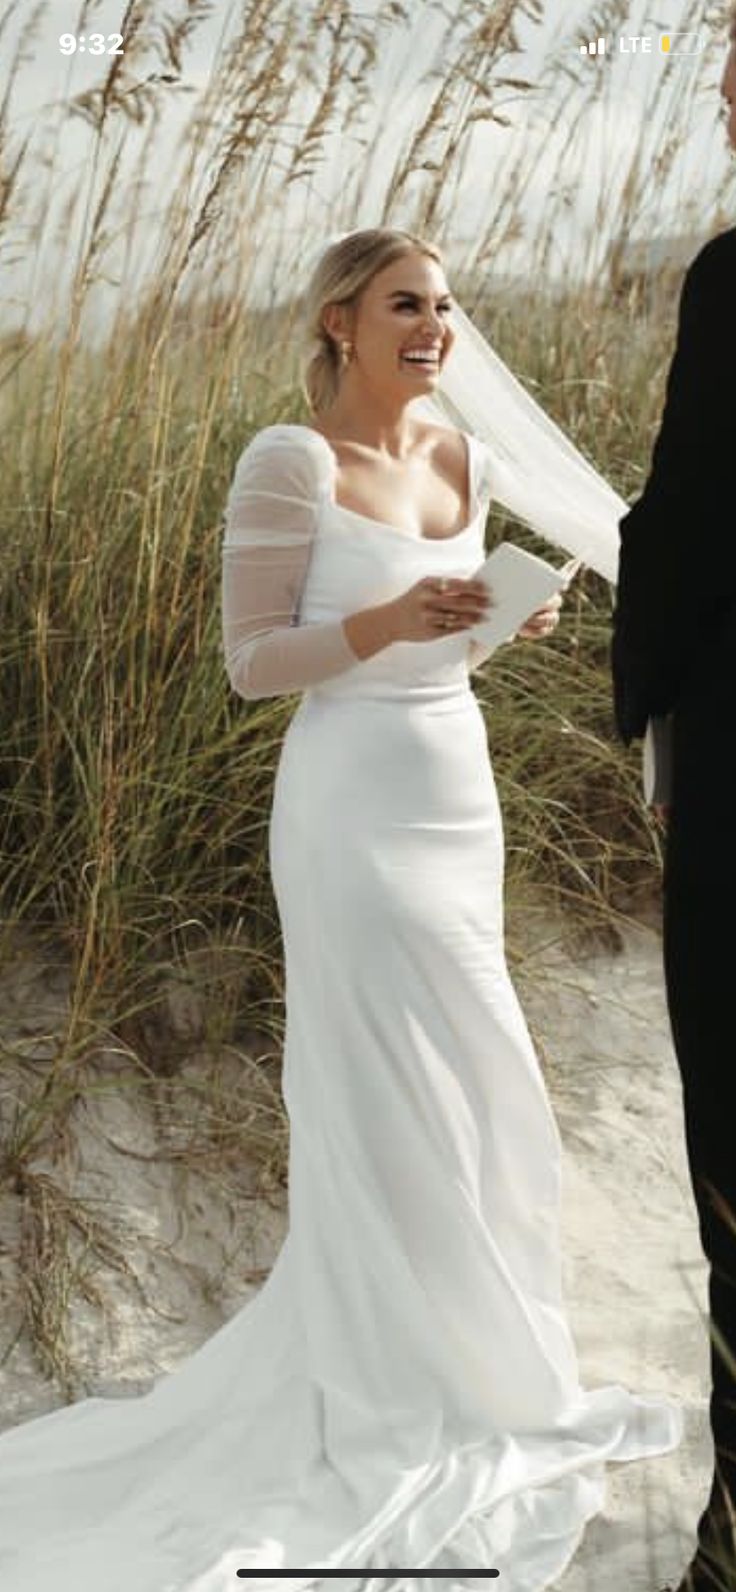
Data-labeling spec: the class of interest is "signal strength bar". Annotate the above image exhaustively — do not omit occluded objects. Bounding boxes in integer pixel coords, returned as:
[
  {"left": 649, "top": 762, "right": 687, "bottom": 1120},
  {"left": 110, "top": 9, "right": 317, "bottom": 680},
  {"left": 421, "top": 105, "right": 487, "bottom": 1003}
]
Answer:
[{"left": 579, "top": 37, "right": 607, "bottom": 54}]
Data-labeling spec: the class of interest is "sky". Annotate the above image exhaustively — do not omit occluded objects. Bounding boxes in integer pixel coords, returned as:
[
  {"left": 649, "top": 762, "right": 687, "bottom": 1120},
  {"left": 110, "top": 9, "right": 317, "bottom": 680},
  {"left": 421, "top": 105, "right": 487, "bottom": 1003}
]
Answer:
[{"left": 1, "top": 0, "right": 733, "bottom": 338}]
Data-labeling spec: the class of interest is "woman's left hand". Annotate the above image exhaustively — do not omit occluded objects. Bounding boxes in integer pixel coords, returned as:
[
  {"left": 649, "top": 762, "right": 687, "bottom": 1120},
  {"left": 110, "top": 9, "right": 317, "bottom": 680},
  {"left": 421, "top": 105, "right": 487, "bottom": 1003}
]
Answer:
[{"left": 516, "top": 591, "right": 563, "bottom": 641}]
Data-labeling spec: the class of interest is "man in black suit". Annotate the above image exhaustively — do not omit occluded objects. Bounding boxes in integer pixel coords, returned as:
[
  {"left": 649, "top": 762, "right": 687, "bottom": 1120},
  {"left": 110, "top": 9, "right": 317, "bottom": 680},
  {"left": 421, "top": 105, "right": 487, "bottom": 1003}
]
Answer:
[{"left": 611, "top": 18, "right": 736, "bottom": 1592}]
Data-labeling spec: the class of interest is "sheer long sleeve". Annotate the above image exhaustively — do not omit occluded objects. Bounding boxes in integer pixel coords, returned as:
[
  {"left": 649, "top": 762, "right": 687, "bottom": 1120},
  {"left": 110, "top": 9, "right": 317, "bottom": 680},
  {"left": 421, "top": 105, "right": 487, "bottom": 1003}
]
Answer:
[{"left": 221, "top": 426, "right": 361, "bottom": 701}]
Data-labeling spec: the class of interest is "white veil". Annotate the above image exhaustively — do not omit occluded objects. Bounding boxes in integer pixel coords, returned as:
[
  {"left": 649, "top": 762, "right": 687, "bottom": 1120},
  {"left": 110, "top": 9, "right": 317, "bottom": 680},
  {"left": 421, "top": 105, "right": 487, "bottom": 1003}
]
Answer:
[{"left": 416, "top": 300, "right": 623, "bottom": 585}]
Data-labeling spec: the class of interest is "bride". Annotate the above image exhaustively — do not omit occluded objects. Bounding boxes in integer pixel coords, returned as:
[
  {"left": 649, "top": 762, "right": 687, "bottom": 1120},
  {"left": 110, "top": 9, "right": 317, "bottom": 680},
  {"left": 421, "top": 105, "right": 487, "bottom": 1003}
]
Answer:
[{"left": 0, "top": 228, "right": 681, "bottom": 1592}]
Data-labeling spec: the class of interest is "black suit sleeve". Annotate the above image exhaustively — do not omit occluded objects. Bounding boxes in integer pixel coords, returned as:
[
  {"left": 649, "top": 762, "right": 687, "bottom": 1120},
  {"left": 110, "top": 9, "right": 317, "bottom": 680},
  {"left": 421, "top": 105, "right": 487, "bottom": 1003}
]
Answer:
[{"left": 611, "top": 232, "right": 735, "bottom": 744}]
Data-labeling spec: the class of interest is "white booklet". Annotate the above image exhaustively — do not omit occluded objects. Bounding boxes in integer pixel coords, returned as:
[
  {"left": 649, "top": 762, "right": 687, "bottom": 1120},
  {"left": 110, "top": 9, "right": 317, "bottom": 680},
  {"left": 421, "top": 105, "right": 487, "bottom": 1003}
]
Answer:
[{"left": 467, "top": 540, "right": 582, "bottom": 654}]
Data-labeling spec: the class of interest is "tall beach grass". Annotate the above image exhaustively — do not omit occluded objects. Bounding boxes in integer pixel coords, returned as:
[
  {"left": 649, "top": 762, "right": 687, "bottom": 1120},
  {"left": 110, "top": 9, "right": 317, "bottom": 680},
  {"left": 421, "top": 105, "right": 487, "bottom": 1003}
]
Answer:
[{"left": 0, "top": 0, "right": 734, "bottom": 1441}]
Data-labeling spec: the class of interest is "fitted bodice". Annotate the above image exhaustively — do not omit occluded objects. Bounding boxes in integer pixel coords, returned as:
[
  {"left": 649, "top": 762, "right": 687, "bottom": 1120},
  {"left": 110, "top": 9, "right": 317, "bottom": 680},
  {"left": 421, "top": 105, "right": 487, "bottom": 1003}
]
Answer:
[{"left": 295, "top": 429, "right": 490, "bottom": 703}]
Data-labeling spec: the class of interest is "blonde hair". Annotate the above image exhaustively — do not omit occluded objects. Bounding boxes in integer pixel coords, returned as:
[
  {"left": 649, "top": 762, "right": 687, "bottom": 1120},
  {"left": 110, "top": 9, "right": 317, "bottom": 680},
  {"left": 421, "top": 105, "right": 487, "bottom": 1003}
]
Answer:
[
  {"left": 300, "top": 228, "right": 444, "bottom": 415},
  {"left": 730, "top": 2, "right": 736, "bottom": 40}
]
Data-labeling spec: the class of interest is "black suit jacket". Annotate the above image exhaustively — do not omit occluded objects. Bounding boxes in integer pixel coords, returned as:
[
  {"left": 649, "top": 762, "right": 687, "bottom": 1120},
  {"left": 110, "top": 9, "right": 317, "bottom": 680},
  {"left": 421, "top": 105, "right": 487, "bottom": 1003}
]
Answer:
[{"left": 611, "top": 226, "right": 736, "bottom": 745}]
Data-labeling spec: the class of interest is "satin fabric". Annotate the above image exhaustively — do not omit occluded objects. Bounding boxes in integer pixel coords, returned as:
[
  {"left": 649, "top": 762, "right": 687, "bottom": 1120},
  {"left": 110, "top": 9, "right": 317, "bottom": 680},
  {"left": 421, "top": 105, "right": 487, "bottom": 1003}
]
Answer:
[{"left": 0, "top": 429, "right": 682, "bottom": 1591}]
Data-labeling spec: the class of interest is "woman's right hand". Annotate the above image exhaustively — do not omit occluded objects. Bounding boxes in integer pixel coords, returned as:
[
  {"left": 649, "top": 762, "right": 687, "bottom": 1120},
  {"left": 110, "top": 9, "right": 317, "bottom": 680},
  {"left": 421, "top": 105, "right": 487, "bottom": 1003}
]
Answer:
[{"left": 386, "top": 575, "right": 492, "bottom": 644}]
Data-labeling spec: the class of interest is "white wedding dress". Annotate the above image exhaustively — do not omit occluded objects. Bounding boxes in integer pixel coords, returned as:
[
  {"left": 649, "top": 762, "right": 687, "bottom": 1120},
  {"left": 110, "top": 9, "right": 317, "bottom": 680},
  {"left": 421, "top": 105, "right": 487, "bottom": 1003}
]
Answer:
[{"left": 0, "top": 423, "right": 682, "bottom": 1592}]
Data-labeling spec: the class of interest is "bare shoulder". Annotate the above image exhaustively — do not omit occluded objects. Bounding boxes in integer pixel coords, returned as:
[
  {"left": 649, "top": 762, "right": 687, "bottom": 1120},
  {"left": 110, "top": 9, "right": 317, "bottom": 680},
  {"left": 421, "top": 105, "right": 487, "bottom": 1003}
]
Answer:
[
  {"left": 411, "top": 420, "right": 467, "bottom": 466},
  {"left": 414, "top": 420, "right": 494, "bottom": 506}
]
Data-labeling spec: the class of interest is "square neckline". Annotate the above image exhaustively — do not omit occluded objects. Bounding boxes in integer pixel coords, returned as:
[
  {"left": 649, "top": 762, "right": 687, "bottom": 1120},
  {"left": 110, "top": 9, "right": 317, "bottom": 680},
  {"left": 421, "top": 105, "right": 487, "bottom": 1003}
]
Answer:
[{"left": 292, "top": 423, "right": 480, "bottom": 543}]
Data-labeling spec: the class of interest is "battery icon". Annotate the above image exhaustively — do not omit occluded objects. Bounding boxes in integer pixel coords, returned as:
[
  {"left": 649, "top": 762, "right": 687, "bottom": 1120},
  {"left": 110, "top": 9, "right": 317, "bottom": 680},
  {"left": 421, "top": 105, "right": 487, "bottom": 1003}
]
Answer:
[{"left": 659, "top": 31, "right": 704, "bottom": 54}]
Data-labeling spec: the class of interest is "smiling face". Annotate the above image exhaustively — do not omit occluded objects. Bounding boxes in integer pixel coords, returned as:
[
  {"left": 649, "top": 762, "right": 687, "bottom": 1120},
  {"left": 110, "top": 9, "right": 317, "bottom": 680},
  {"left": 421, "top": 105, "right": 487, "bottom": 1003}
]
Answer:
[
  {"left": 721, "top": 38, "right": 736, "bottom": 150},
  {"left": 323, "top": 249, "right": 457, "bottom": 404}
]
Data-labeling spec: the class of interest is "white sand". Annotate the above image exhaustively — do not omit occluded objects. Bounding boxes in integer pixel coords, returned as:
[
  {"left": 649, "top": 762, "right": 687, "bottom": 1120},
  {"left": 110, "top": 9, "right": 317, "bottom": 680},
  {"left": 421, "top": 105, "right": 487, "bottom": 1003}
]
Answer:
[
  {"left": 513, "top": 914, "right": 708, "bottom": 1589},
  {"left": 0, "top": 915, "right": 709, "bottom": 1589}
]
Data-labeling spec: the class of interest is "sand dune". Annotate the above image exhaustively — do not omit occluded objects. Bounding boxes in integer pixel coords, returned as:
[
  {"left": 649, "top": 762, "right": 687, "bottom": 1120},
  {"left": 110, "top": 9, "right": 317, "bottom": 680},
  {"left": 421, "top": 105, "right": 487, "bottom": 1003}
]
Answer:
[{"left": 0, "top": 915, "right": 709, "bottom": 1588}]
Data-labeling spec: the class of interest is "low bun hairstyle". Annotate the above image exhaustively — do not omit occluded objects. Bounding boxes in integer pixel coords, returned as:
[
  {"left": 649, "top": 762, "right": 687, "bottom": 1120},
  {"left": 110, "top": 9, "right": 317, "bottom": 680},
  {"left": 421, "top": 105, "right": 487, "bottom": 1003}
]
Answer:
[{"left": 300, "top": 228, "right": 444, "bottom": 415}]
